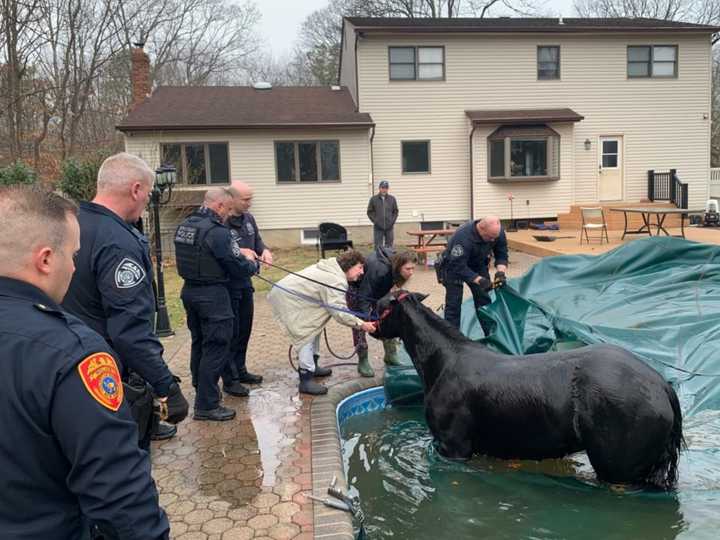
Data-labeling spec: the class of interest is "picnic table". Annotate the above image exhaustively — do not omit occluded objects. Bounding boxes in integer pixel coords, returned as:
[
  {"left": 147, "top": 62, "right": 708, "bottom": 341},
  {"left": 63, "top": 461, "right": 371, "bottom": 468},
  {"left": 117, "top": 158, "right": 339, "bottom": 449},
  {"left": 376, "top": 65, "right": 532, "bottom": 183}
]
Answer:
[
  {"left": 608, "top": 207, "right": 705, "bottom": 240},
  {"left": 406, "top": 228, "right": 455, "bottom": 263}
]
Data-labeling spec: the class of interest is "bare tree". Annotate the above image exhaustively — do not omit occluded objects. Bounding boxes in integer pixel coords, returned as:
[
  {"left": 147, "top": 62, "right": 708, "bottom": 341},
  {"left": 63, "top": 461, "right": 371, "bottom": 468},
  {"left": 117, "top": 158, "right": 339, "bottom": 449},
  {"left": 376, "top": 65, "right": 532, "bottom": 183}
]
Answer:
[
  {"left": 295, "top": 0, "right": 541, "bottom": 86},
  {"left": 575, "top": 0, "right": 719, "bottom": 43},
  {"left": 0, "top": 0, "right": 44, "bottom": 161}
]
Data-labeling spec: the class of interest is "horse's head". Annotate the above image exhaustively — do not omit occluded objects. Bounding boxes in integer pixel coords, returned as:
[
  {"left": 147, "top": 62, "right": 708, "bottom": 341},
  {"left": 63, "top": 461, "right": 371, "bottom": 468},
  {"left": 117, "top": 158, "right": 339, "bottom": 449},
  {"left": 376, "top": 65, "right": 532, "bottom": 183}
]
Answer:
[{"left": 371, "top": 290, "right": 429, "bottom": 339}]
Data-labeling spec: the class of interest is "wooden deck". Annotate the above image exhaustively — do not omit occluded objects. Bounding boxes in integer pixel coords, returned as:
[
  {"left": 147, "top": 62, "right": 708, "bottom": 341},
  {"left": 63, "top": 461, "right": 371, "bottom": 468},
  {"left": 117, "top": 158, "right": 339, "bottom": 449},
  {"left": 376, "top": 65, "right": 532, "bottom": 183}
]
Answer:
[{"left": 507, "top": 225, "right": 720, "bottom": 258}]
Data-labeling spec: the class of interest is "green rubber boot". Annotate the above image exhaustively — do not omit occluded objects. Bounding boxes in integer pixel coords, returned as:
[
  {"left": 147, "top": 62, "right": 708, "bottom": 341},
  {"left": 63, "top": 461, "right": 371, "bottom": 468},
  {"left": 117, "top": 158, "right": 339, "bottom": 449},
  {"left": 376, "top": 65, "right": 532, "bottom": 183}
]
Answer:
[
  {"left": 382, "top": 339, "right": 401, "bottom": 366},
  {"left": 357, "top": 349, "right": 375, "bottom": 378}
]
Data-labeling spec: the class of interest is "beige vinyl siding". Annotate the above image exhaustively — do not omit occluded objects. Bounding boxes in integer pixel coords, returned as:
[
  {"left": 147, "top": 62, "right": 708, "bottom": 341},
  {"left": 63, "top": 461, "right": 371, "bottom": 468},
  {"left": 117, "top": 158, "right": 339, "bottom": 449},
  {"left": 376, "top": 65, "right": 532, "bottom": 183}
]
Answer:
[
  {"left": 356, "top": 32, "right": 712, "bottom": 219},
  {"left": 340, "top": 20, "right": 358, "bottom": 107},
  {"left": 124, "top": 128, "right": 372, "bottom": 230}
]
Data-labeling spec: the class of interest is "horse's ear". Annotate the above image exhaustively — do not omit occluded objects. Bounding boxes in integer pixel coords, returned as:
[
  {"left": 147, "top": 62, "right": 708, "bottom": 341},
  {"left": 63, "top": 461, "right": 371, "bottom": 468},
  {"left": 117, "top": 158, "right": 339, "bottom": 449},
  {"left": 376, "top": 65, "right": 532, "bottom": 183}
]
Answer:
[{"left": 412, "top": 292, "right": 429, "bottom": 303}]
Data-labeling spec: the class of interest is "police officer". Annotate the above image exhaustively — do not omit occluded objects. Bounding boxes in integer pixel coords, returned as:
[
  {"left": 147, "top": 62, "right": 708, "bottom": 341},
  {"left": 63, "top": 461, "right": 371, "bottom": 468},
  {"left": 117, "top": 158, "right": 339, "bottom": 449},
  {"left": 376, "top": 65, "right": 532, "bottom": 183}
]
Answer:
[
  {"left": 441, "top": 216, "right": 508, "bottom": 334},
  {"left": 174, "top": 187, "right": 258, "bottom": 421},
  {"left": 222, "top": 180, "right": 271, "bottom": 395},
  {"left": 0, "top": 185, "right": 169, "bottom": 539},
  {"left": 62, "top": 153, "right": 189, "bottom": 447}
]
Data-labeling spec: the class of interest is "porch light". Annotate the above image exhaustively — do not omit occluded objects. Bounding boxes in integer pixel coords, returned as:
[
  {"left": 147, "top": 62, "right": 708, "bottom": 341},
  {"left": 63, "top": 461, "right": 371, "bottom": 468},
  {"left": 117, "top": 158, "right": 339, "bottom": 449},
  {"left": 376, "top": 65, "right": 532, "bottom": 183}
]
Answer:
[
  {"left": 154, "top": 164, "right": 177, "bottom": 191},
  {"left": 584, "top": 139, "right": 592, "bottom": 151},
  {"left": 150, "top": 164, "right": 176, "bottom": 337}
]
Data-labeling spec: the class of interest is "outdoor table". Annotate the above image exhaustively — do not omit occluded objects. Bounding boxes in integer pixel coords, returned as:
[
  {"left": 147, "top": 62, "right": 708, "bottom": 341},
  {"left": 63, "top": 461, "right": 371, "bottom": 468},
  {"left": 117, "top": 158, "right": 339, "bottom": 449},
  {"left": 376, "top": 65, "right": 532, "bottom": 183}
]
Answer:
[
  {"left": 609, "top": 207, "right": 705, "bottom": 240},
  {"left": 406, "top": 228, "right": 456, "bottom": 263}
]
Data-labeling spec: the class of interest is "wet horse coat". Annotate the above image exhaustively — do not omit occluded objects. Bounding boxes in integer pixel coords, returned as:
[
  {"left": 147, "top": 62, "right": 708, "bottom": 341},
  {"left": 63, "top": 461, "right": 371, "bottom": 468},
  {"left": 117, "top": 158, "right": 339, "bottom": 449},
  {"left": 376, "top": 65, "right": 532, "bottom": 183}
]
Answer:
[{"left": 373, "top": 292, "right": 684, "bottom": 489}]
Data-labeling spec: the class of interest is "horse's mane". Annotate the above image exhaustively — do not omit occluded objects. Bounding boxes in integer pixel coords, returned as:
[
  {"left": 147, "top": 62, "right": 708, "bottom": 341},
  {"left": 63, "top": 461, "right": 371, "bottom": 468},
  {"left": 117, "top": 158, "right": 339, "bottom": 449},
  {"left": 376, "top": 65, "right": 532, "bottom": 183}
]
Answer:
[{"left": 402, "top": 295, "right": 472, "bottom": 343}]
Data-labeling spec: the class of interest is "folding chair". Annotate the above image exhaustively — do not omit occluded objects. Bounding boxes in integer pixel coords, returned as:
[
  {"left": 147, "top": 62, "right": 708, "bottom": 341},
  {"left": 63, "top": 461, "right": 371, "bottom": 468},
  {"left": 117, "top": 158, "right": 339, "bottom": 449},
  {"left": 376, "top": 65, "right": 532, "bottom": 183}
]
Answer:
[{"left": 580, "top": 207, "right": 610, "bottom": 244}]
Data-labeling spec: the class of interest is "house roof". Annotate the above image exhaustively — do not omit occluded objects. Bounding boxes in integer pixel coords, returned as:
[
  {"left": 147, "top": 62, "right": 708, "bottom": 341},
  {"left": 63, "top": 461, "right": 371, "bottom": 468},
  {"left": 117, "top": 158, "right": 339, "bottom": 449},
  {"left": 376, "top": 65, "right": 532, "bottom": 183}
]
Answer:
[
  {"left": 345, "top": 17, "right": 720, "bottom": 34},
  {"left": 465, "top": 108, "right": 585, "bottom": 125},
  {"left": 117, "top": 86, "right": 374, "bottom": 132}
]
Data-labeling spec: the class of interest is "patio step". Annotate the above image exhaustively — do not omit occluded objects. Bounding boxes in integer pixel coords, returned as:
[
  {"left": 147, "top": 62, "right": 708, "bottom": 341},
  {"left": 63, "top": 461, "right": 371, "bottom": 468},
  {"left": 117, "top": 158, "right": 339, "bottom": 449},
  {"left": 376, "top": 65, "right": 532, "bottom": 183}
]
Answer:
[{"left": 557, "top": 202, "right": 681, "bottom": 231}]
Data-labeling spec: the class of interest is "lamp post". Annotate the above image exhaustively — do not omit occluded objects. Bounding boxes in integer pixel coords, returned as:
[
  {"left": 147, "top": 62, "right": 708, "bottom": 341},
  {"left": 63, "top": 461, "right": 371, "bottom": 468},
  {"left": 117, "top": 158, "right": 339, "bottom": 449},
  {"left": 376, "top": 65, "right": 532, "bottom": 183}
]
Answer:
[{"left": 151, "top": 164, "right": 176, "bottom": 337}]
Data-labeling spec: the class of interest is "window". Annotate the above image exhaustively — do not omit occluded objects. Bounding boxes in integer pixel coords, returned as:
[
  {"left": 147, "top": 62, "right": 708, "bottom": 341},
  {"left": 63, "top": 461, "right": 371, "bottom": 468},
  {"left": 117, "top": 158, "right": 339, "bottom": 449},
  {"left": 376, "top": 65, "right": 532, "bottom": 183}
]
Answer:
[
  {"left": 402, "top": 141, "right": 430, "bottom": 174},
  {"left": 389, "top": 46, "right": 444, "bottom": 81},
  {"left": 275, "top": 141, "right": 340, "bottom": 182},
  {"left": 537, "top": 46, "right": 560, "bottom": 80},
  {"left": 487, "top": 126, "right": 560, "bottom": 181},
  {"left": 301, "top": 228, "right": 319, "bottom": 245},
  {"left": 160, "top": 142, "right": 229, "bottom": 185},
  {"left": 628, "top": 45, "right": 678, "bottom": 78}
]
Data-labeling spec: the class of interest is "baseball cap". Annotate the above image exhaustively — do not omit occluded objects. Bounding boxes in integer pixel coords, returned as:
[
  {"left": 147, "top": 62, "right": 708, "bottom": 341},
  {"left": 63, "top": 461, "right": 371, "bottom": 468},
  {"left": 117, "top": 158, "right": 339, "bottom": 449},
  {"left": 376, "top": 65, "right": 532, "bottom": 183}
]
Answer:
[{"left": 379, "top": 180, "right": 389, "bottom": 188}]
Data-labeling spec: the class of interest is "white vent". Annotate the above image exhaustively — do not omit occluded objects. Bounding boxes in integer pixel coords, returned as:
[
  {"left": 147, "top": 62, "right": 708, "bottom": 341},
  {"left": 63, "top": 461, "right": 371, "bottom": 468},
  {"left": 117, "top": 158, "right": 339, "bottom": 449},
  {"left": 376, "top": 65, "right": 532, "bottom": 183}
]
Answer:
[
  {"left": 253, "top": 81, "right": 272, "bottom": 90},
  {"left": 330, "top": 85, "right": 341, "bottom": 91}
]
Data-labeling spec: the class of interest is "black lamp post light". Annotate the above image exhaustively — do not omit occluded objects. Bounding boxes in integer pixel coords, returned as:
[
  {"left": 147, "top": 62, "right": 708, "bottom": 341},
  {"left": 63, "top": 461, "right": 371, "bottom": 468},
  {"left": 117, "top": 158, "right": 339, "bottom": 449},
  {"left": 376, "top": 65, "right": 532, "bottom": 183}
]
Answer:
[{"left": 152, "top": 164, "right": 176, "bottom": 337}]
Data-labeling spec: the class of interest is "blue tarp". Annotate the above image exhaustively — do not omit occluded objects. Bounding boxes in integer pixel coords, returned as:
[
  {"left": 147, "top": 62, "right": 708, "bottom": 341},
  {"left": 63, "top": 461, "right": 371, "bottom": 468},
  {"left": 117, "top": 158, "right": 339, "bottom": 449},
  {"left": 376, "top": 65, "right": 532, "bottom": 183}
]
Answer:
[{"left": 386, "top": 236, "right": 720, "bottom": 417}]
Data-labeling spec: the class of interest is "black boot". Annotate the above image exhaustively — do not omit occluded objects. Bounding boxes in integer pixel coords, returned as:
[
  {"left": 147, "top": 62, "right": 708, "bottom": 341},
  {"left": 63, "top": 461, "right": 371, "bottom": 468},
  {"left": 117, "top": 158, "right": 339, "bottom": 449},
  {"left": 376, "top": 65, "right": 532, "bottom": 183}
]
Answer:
[
  {"left": 222, "top": 381, "right": 250, "bottom": 397},
  {"left": 313, "top": 354, "right": 332, "bottom": 378},
  {"left": 299, "top": 369, "right": 328, "bottom": 395},
  {"left": 151, "top": 421, "right": 177, "bottom": 441},
  {"left": 236, "top": 370, "right": 263, "bottom": 384}
]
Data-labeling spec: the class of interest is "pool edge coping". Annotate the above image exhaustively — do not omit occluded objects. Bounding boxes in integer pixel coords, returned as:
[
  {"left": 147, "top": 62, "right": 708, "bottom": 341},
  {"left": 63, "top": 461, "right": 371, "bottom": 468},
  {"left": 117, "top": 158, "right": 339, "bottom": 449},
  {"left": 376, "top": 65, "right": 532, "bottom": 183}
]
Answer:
[{"left": 310, "top": 373, "right": 385, "bottom": 539}]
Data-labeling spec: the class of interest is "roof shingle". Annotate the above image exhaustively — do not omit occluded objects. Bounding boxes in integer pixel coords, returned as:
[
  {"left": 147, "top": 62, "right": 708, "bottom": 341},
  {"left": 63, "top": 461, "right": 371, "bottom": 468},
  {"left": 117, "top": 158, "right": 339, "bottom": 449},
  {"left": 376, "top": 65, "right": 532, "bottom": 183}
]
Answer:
[
  {"left": 346, "top": 16, "right": 720, "bottom": 33},
  {"left": 117, "top": 86, "right": 373, "bottom": 132},
  {"left": 465, "top": 108, "right": 585, "bottom": 125}
]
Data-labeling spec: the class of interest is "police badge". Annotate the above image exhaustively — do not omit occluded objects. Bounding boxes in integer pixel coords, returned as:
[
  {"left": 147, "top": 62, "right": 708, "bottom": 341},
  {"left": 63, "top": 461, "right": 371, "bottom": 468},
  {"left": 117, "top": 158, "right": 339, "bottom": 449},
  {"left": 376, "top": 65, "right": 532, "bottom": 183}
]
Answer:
[
  {"left": 451, "top": 244, "right": 464, "bottom": 257},
  {"left": 114, "top": 258, "right": 146, "bottom": 288}
]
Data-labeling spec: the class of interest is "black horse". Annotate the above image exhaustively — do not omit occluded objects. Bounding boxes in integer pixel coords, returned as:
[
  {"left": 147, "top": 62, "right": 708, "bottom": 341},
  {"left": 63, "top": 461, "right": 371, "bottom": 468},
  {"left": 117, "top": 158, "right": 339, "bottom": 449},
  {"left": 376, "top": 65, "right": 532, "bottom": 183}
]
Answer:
[{"left": 372, "top": 291, "right": 685, "bottom": 490}]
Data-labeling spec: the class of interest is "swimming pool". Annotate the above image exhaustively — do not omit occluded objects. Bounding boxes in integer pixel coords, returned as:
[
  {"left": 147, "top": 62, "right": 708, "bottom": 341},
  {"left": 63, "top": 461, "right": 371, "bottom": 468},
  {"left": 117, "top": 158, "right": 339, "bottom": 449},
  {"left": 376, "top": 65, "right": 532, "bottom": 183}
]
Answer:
[{"left": 337, "top": 386, "right": 720, "bottom": 540}]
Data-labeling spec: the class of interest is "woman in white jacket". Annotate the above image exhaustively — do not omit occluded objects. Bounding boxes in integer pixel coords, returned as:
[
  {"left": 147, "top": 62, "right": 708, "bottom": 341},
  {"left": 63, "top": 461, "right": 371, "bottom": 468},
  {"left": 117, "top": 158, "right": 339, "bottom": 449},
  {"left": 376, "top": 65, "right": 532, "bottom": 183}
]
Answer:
[{"left": 268, "top": 250, "right": 377, "bottom": 395}]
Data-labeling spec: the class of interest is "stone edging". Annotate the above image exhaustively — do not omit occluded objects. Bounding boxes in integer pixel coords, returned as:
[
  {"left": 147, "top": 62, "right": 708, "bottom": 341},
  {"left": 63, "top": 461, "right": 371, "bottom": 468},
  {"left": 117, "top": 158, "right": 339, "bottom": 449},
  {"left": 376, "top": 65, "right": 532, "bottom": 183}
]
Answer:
[{"left": 310, "top": 373, "right": 384, "bottom": 539}]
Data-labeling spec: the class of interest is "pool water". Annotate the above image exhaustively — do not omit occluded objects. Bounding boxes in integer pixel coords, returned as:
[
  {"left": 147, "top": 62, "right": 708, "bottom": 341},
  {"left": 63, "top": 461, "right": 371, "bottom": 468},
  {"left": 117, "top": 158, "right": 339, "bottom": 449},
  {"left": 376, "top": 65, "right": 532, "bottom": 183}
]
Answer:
[{"left": 340, "top": 401, "right": 720, "bottom": 540}]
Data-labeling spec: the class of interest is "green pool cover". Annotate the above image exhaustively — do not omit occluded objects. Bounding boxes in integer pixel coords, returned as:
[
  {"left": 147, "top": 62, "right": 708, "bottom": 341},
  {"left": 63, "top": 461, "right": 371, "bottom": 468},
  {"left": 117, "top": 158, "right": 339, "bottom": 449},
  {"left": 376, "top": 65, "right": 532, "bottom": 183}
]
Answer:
[{"left": 385, "top": 236, "right": 720, "bottom": 417}]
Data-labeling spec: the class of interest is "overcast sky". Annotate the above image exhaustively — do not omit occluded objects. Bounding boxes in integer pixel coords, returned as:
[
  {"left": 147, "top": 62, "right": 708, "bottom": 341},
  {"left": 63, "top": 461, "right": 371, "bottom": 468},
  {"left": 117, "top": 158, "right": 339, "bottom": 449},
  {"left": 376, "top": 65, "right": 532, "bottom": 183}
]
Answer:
[{"left": 256, "top": 0, "right": 579, "bottom": 58}]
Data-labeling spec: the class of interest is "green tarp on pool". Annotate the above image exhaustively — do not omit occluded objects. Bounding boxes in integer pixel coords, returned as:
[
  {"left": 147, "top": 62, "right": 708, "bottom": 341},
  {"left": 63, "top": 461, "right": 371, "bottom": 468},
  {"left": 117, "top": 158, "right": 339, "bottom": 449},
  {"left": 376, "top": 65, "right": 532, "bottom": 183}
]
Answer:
[{"left": 385, "top": 236, "right": 720, "bottom": 417}]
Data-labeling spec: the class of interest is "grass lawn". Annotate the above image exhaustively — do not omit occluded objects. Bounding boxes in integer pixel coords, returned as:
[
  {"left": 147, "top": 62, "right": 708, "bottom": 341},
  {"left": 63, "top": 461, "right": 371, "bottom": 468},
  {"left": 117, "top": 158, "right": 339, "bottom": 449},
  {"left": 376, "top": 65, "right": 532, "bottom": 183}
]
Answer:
[{"left": 161, "top": 245, "right": 372, "bottom": 329}]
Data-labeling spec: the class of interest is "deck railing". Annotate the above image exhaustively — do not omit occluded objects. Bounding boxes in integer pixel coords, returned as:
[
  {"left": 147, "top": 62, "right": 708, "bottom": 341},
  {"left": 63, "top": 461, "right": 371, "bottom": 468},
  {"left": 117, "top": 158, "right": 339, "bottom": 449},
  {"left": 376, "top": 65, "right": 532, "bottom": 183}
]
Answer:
[{"left": 648, "top": 169, "right": 688, "bottom": 209}]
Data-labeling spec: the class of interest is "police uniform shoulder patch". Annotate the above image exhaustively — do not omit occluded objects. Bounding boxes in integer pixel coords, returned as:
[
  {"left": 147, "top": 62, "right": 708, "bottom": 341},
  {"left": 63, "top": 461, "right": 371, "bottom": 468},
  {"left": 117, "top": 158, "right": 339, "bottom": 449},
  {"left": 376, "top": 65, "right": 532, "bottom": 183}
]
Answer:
[
  {"left": 77, "top": 352, "right": 124, "bottom": 411},
  {"left": 451, "top": 244, "right": 465, "bottom": 257},
  {"left": 114, "top": 257, "right": 146, "bottom": 288},
  {"left": 231, "top": 237, "right": 242, "bottom": 257},
  {"left": 245, "top": 222, "right": 254, "bottom": 235}
]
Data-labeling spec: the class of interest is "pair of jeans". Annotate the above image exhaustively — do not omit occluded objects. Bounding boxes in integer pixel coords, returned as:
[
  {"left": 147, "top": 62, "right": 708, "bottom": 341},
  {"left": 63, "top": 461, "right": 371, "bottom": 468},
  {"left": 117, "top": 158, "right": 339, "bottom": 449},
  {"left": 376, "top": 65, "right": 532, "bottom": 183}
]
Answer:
[
  {"left": 373, "top": 226, "right": 394, "bottom": 249},
  {"left": 182, "top": 284, "right": 233, "bottom": 411},
  {"left": 443, "top": 277, "right": 491, "bottom": 336},
  {"left": 298, "top": 334, "right": 321, "bottom": 372}
]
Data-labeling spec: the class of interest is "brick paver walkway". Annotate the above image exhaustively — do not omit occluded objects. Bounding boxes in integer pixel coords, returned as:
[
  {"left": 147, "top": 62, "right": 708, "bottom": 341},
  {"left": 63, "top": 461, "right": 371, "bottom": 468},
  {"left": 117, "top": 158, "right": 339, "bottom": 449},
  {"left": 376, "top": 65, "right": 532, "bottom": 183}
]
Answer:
[{"left": 154, "top": 252, "right": 538, "bottom": 539}]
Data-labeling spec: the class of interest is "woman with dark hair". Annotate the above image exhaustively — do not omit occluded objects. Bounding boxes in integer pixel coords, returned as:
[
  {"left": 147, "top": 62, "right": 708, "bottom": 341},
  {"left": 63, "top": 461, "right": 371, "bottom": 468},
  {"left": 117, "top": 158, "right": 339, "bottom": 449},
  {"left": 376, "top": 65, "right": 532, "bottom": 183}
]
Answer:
[
  {"left": 349, "top": 248, "right": 417, "bottom": 377},
  {"left": 268, "top": 250, "right": 377, "bottom": 395}
]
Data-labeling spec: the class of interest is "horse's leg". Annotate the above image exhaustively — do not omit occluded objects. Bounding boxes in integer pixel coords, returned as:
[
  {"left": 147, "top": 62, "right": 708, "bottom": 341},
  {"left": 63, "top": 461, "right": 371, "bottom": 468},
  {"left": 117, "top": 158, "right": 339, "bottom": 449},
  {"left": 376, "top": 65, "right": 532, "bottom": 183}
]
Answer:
[
  {"left": 427, "top": 406, "right": 474, "bottom": 460},
  {"left": 575, "top": 386, "right": 674, "bottom": 486}
]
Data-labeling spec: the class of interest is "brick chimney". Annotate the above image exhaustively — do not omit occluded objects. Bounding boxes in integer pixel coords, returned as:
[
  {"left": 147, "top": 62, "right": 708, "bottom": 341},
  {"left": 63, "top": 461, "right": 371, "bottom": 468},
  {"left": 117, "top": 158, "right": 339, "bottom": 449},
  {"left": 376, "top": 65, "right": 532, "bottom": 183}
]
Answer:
[{"left": 130, "top": 45, "right": 150, "bottom": 110}]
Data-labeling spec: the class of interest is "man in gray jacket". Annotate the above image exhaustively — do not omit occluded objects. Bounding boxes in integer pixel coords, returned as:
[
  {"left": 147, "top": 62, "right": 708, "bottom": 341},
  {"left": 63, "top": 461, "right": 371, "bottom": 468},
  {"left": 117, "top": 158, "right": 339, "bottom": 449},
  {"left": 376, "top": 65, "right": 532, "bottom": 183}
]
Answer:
[{"left": 367, "top": 180, "right": 399, "bottom": 248}]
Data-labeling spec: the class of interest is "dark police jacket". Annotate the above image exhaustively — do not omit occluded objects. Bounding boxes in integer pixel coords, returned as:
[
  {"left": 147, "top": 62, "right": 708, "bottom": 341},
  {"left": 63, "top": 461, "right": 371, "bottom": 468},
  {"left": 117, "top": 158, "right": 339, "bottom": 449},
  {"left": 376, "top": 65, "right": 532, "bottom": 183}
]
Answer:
[
  {"left": 174, "top": 207, "right": 257, "bottom": 287},
  {"left": 62, "top": 202, "right": 175, "bottom": 396},
  {"left": 356, "top": 247, "right": 395, "bottom": 315},
  {"left": 0, "top": 277, "right": 169, "bottom": 540},
  {"left": 226, "top": 212, "right": 266, "bottom": 295},
  {"left": 444, "top": 220, "right": 509, "bottom": 284}
]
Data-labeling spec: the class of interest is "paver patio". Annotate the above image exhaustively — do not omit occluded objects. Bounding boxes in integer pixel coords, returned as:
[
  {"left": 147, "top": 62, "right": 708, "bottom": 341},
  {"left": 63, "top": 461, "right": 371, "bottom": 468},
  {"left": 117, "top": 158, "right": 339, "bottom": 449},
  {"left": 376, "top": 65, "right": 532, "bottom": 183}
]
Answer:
[{"left": 153, "top": 251, "right": 539, "bottom": 539}]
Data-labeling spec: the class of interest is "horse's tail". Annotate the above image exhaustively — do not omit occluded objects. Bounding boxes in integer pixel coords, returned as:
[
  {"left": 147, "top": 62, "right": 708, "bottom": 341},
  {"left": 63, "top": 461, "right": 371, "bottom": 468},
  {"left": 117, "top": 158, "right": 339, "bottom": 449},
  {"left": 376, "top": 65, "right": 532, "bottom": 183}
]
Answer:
[{"left": 645, "top": 383, "right": 686, "bottom": 490}]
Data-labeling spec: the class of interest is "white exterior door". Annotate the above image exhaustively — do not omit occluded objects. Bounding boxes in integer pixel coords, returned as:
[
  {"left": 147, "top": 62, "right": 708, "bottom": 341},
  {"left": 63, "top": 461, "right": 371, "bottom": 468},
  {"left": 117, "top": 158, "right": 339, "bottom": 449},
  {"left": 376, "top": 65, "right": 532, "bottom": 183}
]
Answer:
[{"left": 599, "top": 136, "right": 623, "bottom": 201}]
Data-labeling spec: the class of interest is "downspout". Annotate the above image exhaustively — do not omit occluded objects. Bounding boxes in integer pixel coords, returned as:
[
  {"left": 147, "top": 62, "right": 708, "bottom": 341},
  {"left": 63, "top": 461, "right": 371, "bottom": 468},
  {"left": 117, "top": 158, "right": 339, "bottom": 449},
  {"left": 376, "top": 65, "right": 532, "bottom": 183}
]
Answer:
[
  {"left": 468, "top": 123, "right": 477, "bottom": 221},
  {"left": 370, "top": 124, "right": 376, "bottom": 193},
  {"left": 354, "top": 31, "right": 360, "bottom": 112}
]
